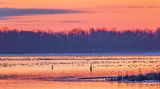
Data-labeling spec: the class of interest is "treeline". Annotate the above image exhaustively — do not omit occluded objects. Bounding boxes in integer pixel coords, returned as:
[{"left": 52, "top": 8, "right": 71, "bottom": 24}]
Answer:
[{"left": 0, "top": 28, "right": 160, "bottom": 53}]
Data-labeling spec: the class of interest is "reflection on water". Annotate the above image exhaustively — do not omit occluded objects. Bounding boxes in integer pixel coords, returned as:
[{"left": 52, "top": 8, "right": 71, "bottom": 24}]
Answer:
[
  {"left": 0, "top": 56, "right": 160, "bottom": 89},
  {"left": 0, "top": 56, "right": 160, "bottom": 76},
  {"left": 0, "top": 80, "right": 160, "bottom": 89}
]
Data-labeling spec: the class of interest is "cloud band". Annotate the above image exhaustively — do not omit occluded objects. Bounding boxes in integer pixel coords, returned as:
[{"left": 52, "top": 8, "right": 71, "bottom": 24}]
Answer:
[{"left": 0, "top": 8, "right": 81, "bottom": 18}]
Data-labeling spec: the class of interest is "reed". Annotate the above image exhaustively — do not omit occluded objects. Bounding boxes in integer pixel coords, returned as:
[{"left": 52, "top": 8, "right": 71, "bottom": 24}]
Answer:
[{"left": 106, "top": 72, "right": 160, "bottom": 82}]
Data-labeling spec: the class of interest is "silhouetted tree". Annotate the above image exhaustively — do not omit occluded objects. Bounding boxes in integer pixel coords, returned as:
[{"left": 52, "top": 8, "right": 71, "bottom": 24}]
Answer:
[{"left": 0, "top": 28, "right": 160, "bottom": 53}]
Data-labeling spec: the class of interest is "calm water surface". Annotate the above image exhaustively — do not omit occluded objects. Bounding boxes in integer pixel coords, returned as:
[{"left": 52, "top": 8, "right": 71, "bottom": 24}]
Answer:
[{"left": 0, "top": 56, "right": 160, "bottom": 89}]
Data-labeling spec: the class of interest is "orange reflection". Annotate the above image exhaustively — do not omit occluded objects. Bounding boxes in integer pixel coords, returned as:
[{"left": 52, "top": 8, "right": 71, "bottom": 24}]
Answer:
[
  {"left": 0, "top": 56, "right": 160, "bottom": 77},
  {"left": 0, "top": 79, "right": 160, "bottom": 89},
  {"left": 0, "top": 56, "right": 160, "bottom": 89}
]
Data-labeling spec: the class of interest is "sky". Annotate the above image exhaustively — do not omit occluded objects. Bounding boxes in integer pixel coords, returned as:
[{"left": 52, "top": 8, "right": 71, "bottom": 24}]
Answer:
[{"left": 0, "top": 0, "right": 160, "bottom": 32}]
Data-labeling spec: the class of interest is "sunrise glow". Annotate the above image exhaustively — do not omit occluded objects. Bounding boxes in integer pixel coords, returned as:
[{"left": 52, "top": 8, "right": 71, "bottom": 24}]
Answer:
[{"left": 0, "top": 0, "right": 160, "bottom": 32}]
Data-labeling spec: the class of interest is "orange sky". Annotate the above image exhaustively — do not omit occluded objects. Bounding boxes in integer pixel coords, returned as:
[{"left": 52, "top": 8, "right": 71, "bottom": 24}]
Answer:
[
  {"left": 2, "top": 0, "right": 160, "bottom": 8},
  {"left": 0, "top": 0, "right": 160, "bottom": 32}
]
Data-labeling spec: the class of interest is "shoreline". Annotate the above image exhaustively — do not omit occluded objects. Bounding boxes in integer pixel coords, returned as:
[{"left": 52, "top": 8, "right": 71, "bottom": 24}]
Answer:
[{"left": 1, "top": 52, "right": 160, "bottom": 56}]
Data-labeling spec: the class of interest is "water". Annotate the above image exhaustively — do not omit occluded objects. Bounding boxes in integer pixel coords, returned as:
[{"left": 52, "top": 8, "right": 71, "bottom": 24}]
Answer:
[{"left": 0, "top": 56, "right": 160, "bottom": 89}]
